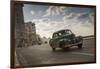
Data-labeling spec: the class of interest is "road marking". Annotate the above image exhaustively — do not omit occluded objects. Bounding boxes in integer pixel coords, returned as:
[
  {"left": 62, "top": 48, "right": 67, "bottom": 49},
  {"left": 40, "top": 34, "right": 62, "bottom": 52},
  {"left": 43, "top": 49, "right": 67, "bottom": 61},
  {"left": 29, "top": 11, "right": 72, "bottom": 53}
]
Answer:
[
  {"left": 71, "top": 52, "right": 94, "bottom": 56},
  {"left": 18, "top": 53, "right": 27, "bottom": 64},
  {"left": 15, "top": 51, "right": 20, "bottom": 66}
]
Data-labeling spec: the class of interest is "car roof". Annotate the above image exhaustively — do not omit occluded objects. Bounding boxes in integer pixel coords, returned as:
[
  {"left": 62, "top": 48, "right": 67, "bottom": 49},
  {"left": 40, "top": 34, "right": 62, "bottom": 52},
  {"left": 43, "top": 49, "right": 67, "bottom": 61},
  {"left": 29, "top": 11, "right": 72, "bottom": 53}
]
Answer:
[{"left": 53, "top": 29, "right": 70, "bottom": 34}]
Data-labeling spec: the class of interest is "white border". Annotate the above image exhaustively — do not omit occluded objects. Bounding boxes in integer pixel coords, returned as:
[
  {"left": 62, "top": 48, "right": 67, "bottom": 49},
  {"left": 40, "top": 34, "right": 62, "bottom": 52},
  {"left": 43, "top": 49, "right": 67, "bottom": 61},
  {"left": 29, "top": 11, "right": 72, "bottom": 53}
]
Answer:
[{"left": 0, "top": 0, "right": 99, "bottom": 69}]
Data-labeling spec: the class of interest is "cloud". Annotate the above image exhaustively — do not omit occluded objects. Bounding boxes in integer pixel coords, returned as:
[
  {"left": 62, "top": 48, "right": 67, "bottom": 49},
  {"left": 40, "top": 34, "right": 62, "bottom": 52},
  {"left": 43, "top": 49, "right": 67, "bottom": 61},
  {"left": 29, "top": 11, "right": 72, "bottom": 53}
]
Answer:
[
  {"left": 63, "top": 13, "right": 76, "bottom": 20},
  {"left": 62, "top": 12, "right": 94, "bottom": 36},
  {"left": 30, "top": 10, "right": 35, "bottom": 15},
  {"left": 32, "top": 18, "right": 50, "bottom": 23},
  {"left": 35, "top": 12, "right": 94, "bottom": 38},
  {"left": 30, "top": 7, "right": 94, "bottom": 38},
  {"left": 23, "top": 3, "right": 95, "bottom": 38},
  {"left": 88, "top": 12, "right": 94, "bottom": 23},
  {"left": 43, "top": 6, "right": 66, "bottom": 17},
  {"left": 30, "top": 10, "right": 43, "bottom": 18},
  {"left": 63, "top": 12, "right": 94, "bottom": 24},
  {"left": 35, "top": 21, "right": 93, "bottom": 38}
]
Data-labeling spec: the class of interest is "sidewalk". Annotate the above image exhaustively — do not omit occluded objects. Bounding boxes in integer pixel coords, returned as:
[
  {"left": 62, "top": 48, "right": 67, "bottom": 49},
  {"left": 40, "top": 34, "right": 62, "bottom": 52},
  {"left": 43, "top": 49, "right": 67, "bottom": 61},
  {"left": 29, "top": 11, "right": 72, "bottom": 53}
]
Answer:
[{"left": 15, "top": 52, "right": 20, "bottom": 67}]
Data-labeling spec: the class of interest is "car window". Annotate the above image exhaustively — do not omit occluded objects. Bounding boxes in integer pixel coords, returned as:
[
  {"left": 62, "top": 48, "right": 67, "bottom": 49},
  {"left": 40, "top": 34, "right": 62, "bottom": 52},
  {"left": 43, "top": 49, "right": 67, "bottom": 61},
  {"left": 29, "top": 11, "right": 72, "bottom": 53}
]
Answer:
[
  {"left": 53, "top": 33, "right": 57, "bottom": 38},
  {"left": 52, "top": 30, "right": 72, "bottom": 38},
  {"left": 58, "top": 33, "right": 62, "bottom": 36},
  {"left": 66, "top": 30, "right": 72, "bottom": 34}
]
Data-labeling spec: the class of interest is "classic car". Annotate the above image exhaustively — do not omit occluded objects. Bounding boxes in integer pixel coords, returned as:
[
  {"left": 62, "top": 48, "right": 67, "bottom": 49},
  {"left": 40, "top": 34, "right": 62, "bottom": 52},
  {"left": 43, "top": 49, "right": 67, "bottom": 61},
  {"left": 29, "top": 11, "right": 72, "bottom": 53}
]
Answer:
[{"left": 49, "top": 29, "right": 83, "bottom": 51}]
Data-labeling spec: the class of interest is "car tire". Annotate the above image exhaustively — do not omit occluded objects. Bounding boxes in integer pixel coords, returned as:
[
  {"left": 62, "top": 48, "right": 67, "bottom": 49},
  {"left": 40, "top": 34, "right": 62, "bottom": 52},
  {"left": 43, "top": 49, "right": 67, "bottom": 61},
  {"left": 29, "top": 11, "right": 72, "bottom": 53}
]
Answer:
[
  {"left": 78, "top": 44, "right": 82, "bottom": 48},
  {"left": 50, "top": 43, "right": 56, "bottom": 51}
]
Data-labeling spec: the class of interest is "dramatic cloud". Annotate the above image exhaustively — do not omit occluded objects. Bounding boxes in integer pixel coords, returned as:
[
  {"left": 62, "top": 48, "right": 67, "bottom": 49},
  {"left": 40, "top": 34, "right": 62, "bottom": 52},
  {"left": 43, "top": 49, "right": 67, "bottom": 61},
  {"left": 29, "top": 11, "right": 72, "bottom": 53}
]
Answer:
[
  {"left": 33, "top": 12, "right": 94, "bottom": 38},
  {"left": 32, "top": 18, "right": 50, "bottom": 23},
  {"left": 43, "top": 6, "right": 66, "bottom": 17},
  {"left": 23, "top": 4, "right": 95, "bottom": 38}
]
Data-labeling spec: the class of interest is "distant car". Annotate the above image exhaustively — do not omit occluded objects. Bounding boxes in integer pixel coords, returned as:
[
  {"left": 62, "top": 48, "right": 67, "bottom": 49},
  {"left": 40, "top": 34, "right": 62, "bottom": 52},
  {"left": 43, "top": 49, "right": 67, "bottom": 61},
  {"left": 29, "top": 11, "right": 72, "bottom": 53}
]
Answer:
[{"left": 49, "top": 29, "right": 83, "bottom": 51}]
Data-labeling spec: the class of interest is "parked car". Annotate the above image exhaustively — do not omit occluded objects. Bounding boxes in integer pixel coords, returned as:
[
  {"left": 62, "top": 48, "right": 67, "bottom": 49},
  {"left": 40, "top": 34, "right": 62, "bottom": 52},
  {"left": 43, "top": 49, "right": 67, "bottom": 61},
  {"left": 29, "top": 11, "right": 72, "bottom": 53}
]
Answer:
[{"left": 49, "top": 29, "right": 83, "bottom": 51}]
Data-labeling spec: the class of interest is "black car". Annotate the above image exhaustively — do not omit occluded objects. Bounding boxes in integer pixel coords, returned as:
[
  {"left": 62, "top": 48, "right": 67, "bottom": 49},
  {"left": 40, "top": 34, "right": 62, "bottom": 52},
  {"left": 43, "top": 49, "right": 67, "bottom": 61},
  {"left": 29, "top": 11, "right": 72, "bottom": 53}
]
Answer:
[{"left": 49, "top": 29, "right": 83, "bottom": 51}]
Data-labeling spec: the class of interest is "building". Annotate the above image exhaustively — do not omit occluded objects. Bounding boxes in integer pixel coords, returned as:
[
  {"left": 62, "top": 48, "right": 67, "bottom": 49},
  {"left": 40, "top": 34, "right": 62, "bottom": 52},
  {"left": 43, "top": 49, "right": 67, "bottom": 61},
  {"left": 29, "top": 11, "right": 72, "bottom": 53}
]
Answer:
[
  {"left": 15, "top": 3, "right": 26, "bottom": 47},
  {"left": 25, "top": 22, "right": 42, "bottom": 46},
  {"left": 25, "top": 22, "right": 36, "bottom": 46},
  {"left": 15, "top": 3, "right": 41, "bottom": 47}
]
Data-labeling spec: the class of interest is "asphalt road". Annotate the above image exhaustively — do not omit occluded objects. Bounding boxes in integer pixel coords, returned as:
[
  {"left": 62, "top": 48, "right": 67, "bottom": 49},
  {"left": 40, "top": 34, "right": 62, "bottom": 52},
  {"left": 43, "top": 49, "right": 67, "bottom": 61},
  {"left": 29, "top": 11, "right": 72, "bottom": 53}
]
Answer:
[{"left": 16, "top": 38, "right": 96, "bottom": 67}]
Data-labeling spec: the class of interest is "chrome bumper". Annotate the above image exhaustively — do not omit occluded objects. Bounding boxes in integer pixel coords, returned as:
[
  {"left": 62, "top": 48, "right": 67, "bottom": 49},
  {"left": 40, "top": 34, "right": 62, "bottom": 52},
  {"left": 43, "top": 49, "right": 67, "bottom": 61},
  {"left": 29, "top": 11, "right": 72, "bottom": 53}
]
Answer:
[{"left": 64, "top": 41, "right": 83, "bottom": 48}]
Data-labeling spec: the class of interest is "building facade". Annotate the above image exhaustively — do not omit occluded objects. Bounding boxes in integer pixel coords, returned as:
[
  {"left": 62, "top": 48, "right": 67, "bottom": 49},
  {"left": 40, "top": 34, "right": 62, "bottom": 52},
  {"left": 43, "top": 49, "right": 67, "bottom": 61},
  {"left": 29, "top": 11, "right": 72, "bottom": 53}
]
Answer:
[
  {"left": 15, "top": 3, "right": 26, "bottom": 47},
  {"left": 15, "top": 3, "right": 41, "bottom": 47},
  {"left": 25, "top": 22, "right": 39, "bottom": 46}
]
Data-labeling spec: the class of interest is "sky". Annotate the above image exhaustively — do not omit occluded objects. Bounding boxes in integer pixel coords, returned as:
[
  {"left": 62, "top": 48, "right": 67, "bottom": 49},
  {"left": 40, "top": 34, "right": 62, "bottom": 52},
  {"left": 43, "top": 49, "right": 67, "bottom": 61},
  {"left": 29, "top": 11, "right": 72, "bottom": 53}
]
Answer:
[{"left": 23, "top": 4, "right": 95, "bottom": 38}]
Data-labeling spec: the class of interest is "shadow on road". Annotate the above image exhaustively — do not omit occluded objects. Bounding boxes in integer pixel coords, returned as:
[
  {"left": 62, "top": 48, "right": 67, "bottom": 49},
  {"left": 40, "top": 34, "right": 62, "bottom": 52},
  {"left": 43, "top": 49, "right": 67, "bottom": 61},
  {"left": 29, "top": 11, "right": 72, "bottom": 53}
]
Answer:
[{"left": 52, "top": 46, "right": 85, "bottom": 53}]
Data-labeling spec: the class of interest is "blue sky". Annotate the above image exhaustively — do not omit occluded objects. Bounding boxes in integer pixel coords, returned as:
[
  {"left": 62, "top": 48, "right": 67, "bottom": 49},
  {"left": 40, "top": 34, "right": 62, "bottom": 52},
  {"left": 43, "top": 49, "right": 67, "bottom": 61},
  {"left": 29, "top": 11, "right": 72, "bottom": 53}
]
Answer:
[{"left": 23, "top": 4, "right": 95, "bottom": 38}]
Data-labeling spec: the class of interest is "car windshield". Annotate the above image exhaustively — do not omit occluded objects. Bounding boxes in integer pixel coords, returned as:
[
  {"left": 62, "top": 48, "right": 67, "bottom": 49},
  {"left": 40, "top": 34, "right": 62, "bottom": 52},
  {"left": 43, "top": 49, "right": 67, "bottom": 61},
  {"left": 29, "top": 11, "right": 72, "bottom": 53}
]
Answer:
[{"left": 53, "top": 30, "right": 72, "bottom": 38}]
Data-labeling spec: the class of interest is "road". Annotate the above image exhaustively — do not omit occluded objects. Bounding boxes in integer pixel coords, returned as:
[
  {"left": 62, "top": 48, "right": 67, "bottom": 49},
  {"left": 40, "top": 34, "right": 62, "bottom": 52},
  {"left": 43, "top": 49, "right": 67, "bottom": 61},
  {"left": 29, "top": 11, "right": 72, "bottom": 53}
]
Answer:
[{"left": 15, "top": 38, "right": 96, "bottom": 67}]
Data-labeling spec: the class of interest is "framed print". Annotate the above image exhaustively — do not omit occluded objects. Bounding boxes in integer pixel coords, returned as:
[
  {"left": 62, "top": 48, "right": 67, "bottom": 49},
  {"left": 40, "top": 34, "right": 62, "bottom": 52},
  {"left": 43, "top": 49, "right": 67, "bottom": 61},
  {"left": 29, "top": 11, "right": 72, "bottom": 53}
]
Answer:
[{"left": 11, "top": 1, "right": 96, "bottom": 68}]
